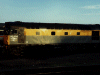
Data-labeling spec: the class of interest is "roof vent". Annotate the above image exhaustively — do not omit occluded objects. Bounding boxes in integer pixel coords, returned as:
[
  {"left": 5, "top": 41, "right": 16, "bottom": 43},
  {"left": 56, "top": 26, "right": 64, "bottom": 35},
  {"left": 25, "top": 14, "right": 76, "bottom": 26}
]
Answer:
[
  {"left": 15, "top": 21, "right": 22, "bottom": 22},
  {"left": 95, "top": 24, "right": 100, "bottom": 25}
]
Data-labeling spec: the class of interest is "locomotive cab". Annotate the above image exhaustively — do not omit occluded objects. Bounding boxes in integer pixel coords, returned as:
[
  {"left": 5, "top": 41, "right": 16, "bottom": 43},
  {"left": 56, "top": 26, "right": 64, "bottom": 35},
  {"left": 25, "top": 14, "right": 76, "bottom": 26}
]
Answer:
[{"left": 3, "top": 27, "right": 18, "bottom": 45}]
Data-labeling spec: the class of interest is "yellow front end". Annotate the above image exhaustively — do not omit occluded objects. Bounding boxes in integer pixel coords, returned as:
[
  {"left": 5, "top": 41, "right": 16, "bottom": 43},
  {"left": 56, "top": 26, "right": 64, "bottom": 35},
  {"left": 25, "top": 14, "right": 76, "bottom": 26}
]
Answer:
[{"left": 3, "top": 35, "right": 10, "bottom": 45}]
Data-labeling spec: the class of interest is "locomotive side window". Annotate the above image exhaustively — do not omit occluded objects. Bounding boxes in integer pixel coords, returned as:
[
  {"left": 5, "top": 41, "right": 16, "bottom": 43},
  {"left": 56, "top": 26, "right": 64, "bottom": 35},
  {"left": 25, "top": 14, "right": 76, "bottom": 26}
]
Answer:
[
  {"left": 65, "top": 32, "right": 68, "bottom": 35},
  {"left": 51, "top": 32, "right": 55, "bottom": 35},
  {"left": 92, "top": 31, "right": 99, "bottom": 40},
  {"left": 36, "top": 32, "right": 40, "bottom": 35},
  {"left": 77, "top": 32, "right": 80, "bottom": 35}
]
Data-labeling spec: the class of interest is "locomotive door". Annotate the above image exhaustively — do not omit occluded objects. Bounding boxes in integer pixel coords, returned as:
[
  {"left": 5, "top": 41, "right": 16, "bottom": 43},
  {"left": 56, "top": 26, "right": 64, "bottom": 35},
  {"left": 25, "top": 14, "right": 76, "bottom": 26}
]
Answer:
[
  {"left": 92, "top": 31, "right": 99, "bottom": 40},
  {"left": 18, "top": 28, "right": 25, "bottom": 43}
]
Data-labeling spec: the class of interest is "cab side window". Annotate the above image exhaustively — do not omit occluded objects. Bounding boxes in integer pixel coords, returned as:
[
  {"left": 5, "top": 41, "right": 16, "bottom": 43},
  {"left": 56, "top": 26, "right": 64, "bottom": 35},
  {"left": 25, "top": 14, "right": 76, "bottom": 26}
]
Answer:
[{"left": 10, "top": 29, "right": 17, "bottom": 34}]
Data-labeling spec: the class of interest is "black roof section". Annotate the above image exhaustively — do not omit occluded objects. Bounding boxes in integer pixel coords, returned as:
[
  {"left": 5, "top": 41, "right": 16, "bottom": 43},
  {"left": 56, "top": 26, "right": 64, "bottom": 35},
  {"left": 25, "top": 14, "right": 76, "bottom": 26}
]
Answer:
[
  {"left": 0, "top": 23, "right": 5, "bottom": 27},
  {"left": 5, "top": 22, "right": 100, "bottom": 30},
  {"left": 0, "top": 23, "right": 5, "bottom": 30}
]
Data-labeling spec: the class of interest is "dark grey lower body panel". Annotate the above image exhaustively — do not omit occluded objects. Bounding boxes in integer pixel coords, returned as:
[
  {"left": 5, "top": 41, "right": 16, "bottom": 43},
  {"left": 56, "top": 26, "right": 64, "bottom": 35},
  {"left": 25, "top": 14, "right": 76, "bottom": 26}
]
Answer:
[
  {"left": 25, "top": 36, "right": 100, "bottom": 44},
  {"left": 10, "top": 36, "right": 100, "bottom": 45}
]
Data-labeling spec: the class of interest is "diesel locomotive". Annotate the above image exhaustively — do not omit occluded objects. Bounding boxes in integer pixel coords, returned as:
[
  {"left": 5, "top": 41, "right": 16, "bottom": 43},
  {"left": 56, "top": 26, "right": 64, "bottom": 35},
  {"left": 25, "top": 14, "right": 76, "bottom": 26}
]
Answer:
[{"left": 1, "top": 21, "right": 100, "bottom": 55}]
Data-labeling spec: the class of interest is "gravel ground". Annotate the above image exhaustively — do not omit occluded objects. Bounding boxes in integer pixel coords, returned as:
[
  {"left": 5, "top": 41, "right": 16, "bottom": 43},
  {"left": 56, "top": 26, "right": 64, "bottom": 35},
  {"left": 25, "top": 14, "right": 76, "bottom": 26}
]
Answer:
[{"left": 0, "top": 53, "right": 100, "bottom": 72}]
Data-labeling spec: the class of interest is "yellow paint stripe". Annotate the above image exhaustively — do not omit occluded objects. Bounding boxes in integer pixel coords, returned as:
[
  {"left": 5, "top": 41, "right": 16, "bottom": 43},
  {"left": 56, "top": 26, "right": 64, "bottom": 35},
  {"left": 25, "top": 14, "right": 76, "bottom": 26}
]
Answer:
[{"left": 24, "top": 29, "right": 99, "bottom": 36}]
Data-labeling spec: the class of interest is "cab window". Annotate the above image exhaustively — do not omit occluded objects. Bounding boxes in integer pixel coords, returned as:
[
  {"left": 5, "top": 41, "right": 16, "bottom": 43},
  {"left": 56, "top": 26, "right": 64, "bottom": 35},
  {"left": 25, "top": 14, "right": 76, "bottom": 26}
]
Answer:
[{"left": 10, "top": 29, "right": 17, "bottom": 34}]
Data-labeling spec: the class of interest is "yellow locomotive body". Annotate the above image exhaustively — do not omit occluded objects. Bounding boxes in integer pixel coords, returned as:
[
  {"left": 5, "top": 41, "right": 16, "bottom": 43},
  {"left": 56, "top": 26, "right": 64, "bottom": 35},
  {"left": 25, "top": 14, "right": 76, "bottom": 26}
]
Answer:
[{"left": 4, "top": 29, "right": 100, "bottom": 45}]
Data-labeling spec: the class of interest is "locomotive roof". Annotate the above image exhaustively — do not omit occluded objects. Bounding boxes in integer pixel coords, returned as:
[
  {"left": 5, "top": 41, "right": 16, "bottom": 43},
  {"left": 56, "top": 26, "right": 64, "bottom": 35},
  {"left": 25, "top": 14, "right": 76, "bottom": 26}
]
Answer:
[{"left": 5, "top": 22, "right": 100, "bottom": 30}]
